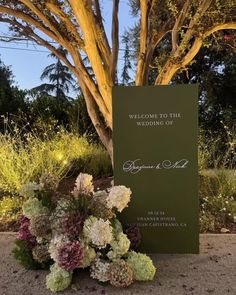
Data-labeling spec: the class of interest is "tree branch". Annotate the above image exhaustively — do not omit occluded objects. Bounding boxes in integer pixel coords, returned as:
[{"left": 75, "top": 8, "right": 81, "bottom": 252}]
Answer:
[
  {"left": 155, "top": 0, "right": 213, "bottom": 85},
  {"left": 82, "top": 85, "right": 112, "bottom": 159},
  {"left": 19, "top": 0, "right": 64, "bottom": 43},
  {"left": 94, "top": 0, "right": 111, "bottom": 62},
  {"left": 135, "top": 1, "right": 152, "bottom": 85},
  {"left": 205, "top": 22, "right": 236, "bottom": 37},
  {"left": 45, "top": 1, "right": 85, "bottom": 50},
  {"left": 171, "top": 0, "right": 190, "bottom": 52},
  {"left": 155, "top": 21, "right": 236, "bottom": 85},
  {"left": 0, "top": 6, "right": 57, "bottom": 41},
  {"left": 10, "top": 18, "right": 77, "bottom": 76},
  {"left": 0, "top": 3, "right": 112, "bottom": 129},
  {"left": 69, "top": 47, "right": 113, "bottom": 128},
  {"left": 110, "top": 0, "right": 119, "bottom": 83},
  {"left": 68, "top": 0, "right": 113, "bottom": 117},
  {"left": 177, "top": 0, "right": 213, "bottom": 53}
]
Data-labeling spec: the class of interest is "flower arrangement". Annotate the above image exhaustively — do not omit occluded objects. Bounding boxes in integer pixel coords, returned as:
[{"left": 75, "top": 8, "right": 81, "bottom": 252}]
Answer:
[{"left": 13, "top": 172, "right": 156, "bottom": 292}]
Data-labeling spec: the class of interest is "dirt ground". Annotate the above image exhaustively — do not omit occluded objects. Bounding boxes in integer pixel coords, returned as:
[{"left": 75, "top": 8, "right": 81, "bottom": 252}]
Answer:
[{"left": 0, "top": 233, "right": 235, "bottom": 295}]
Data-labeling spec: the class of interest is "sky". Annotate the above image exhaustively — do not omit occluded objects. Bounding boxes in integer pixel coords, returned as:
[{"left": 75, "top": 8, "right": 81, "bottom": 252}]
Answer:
[{"left": 0, "top": 0, "right": 136, "bottom": 96}]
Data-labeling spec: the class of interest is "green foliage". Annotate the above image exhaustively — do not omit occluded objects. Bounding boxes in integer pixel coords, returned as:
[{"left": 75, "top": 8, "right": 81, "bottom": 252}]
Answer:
[
  {"left": 198, "top": 125, "right": 235, "bottom": 170},
  {"left": 166, "top": 0, "right": 178, "bottom": 16},
  {"left": 0, "top": 196, "right": 23, "bottom": 223},
  {"left": 12, "top": 240, "right": 42, "bottom": 270},
  {"left": 39, "top": 191, "right": 55, "bottom": 211},
  {"left": 0, "top": 127, "right": 112, "bottom": 196},
  {"left": 0, "top": 57, "right": 96, "bottom": 142},
  {"left": 26, "top": 93, "right": 74, "bottom": 131},
  {"left": 71, "top": 146, "right": 112, "bottom": 179},
  {"left": 121, "top": 31, "right": 133, "bottom": 86},
  {"left": 0, "top": 59, "right": 27, "bottom": 131},
  {"left": 199, "top": 169, "right": 236, "bottom": 232},
  {"left": 199, "top": 212, "right": 219, "bottom": 233},
  {"left": 69, "top": 96, "right": 99, "bottom": 142},
  {"left": 31, "top": 46, "right": 76, "bottom": 100}
]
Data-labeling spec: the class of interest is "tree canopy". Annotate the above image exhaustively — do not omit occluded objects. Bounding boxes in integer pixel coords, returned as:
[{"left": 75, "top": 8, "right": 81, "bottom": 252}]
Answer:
[
  {"left": 32, "top": 46, "right": 76, "bottom": 100},
  {"left": 0, "top": 58, "right": 26, "bottom": 121}
]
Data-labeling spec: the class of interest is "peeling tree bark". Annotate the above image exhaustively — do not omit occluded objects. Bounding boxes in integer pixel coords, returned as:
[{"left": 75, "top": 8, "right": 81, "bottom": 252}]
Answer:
[
  {"left": 0, "top": 1, "right": 235, "bottom": 164},
  {"left": 111, "top": 0, "right": 120, "bottom": 83}
]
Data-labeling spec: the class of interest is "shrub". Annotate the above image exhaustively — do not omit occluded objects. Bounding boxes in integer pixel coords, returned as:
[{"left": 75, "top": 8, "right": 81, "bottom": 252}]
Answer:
[
  {"left": 0, "top": 129, "right": 112, "bottom": 196},
  {"left": 199, "top": 170, "right": 236, "bottom": 232},
  {"left": 199, "top": 212, "right": 218, "bottom": 233},
  {"left": 12, "top": 240, "right": 43, "bottom": 270},
  {"left": 0, "top": 196, "right": 23, "bottom": 224},
  {"left": 198, "top": 125, "right": 235, "bottom": 170}
]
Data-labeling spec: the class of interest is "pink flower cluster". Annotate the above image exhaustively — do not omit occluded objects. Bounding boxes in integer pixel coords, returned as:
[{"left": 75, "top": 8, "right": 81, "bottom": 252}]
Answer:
[
  {"left": 62, "top": 214, "right": 84, "bottom": 237},
  {"left": 125, "top": 225, "right": 142, "bottom": 250},
  {"left": 58, "top": 241, "right": 84, "bottom": 271},
  {"left": 18, "top": 215, "right": 36, "bottom": 247}
]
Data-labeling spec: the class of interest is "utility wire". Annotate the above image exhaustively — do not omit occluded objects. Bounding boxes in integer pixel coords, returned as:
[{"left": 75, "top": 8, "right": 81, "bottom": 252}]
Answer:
[
  {"left": 0, "top": 36, "right": 136, "bottom": 52},
  {"left": 0, "top": 45, "right": 49, "bottom": 53},
  {"left": 0, "top": 45, "right": 130, "bottom": 62}
]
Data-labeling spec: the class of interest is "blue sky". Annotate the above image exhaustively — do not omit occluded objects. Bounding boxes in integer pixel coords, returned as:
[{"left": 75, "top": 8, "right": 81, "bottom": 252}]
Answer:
[{"left": 0, "top": 1, "right": 136, "bottom": 96}]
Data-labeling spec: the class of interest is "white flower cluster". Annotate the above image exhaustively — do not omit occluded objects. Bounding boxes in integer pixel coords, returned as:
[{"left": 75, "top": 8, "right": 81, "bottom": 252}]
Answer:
[
  {"left": 83, "top": 216, "right": 113, "bottom": 248},
  {"left": 106, "top": 185, "right": 131, "bottom": 212},
  {"left": 49, "top": 234, "right": 69, "bottom": 262},
  {"left": 22, "top": 198, "right": 48, "bottom": 219},
  {"left": 73, "top": 173, "right": 94, "bottom": 197},
  {"left": 90, "top": 257, "right": 110, "bottom": 282},
  {"left": 15, "top": 172, "right": 156, "bottom": 293},
  {"left": 79, "top": 242, "right": 97, "bottom": 268},
  {"left": 107, "top": 232, "right": 130, "bottom": 260},
  {"left": 46, "top": 264, "right": 72, "bottom": 292},
  {"left": 19, "top": 182, "right": 41, "bottom": 198}
]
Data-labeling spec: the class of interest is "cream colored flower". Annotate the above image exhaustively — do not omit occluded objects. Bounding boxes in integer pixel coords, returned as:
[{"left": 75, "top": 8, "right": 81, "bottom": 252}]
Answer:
[
  {"left": 19, "top": 182, "right": 41, "bottom": 198},
  {"left": 73, "top": 173, "right": 94, "bottom": 196},
  {"left": 49, "top": 234, "right": 69, "bottom": 262},
  {"left": 83, "top": 216, "right": 113, "bottom": 248},
  {"left": 107, "top": 232, "right": 130, "bottom": 260},
  {"left": 90, "top": 257, "right": 110, "bottom": 282},
  {"left": 106, "top": 185, "right": 131, "bottom": 212}
]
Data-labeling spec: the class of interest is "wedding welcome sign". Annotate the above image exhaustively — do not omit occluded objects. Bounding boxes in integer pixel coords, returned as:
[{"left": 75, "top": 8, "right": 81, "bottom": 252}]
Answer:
[{"left": 113, "top": 85, "right": 199, "bottom": 253}]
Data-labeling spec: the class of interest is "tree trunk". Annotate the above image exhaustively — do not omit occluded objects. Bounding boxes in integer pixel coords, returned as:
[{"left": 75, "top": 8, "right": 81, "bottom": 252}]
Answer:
[{"left": 82, "top": 86, "right": 114, "bottom": 166}]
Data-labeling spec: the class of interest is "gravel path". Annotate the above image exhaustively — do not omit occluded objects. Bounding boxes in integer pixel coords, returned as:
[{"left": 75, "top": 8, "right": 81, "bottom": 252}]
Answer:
[{"left": 0, "top": 233, "right": 235, "bottom": 295}]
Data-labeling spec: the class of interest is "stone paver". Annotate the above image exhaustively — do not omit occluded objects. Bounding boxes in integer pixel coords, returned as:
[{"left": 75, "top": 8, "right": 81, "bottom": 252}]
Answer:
[{"left": 0, "top": 233, "right": 235, "bottom": 295}]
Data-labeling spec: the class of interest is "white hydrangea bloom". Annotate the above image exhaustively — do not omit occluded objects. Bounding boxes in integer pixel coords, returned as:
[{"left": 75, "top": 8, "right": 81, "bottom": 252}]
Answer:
[
  {"left": 93, "top": 190, "right": 108, "bottom": 198},
  {"left": 22, "top": 198, "right": 48, "bottom": 219},
  {"left": 106, "top": 185, "right": 131, "bottom": 212},
  {"left": 50, "top": 200, "right": 70, "bottom": 234},
  {"left": 90, "top": 258, "right": 110, "bottom": 282},
  {"left": 46, "top": 264, "right": 72, "bottom": 292},
  {"left": 36, "top": 237, "right": 44, "bottom": 244},
  {"left": 73, "top": 173, "right": 94, "bottom": 196},
  {"left": 19, "top": 182, "right": 41, "bottom": 198},
  {"left": 112, "top": 219, "right": 123, "bottom": 236},
  {"left": 83, "top": 216, "right": 113, "bottom": 248},
  {"left": 81, "top": 245, "right": 96, "bottom": 268},
  {"left": 107, "top": 232, "right": 131, "bottom": 260},
  {"left": 49, "top": 234, "right": 69, "bottom": 262}
]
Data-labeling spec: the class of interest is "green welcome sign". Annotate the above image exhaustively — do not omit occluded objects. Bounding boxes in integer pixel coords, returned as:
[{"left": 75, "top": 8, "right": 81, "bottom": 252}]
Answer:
[{"left": 113, "top": 85, "right": 199, "bottom": 254}]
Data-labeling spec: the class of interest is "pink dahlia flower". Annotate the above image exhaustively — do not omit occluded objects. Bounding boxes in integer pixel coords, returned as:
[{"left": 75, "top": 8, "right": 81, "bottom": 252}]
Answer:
[
  {"left": 58, "top": 241, "right": 84, "bottom": 271},
  {"left": 18, "top": 215, "right": 36, "bottom": 247},
  {"left": 62, "top": 214, "right": 84, "bottom": 237}
]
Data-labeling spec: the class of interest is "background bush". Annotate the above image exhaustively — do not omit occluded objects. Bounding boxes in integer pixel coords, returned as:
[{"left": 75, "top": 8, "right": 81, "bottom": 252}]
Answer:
[{"left": 0, "top": 126, "right": 112, "bottom": 197}]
